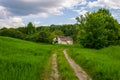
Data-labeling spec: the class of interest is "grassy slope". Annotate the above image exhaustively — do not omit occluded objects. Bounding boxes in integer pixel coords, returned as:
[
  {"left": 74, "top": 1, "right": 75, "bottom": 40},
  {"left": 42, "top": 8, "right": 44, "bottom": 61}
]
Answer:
[
  {"left": 1, "top": 36, "right": 120, "bottom": 80},
  {"left": 0, "top": 36, "right": 53, "bottom": 80},
  {"left": 0, "top": 37, "right": 79, "bottom": 80},
  {"left": 68, "top": 46, "right": 120, "bottom": 80}
]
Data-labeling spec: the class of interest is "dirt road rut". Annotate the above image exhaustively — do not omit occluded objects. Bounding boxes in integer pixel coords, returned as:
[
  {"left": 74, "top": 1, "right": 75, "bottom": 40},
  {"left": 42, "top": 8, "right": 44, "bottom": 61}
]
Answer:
[{"left": 63, "top": 49, "right": 92, "bottom": 80}]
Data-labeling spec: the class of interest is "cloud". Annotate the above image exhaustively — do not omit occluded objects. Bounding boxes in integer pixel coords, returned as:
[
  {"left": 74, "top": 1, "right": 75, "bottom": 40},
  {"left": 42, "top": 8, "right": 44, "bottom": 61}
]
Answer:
[
  {"left": 73, "top": 7, "right": 88, "bottom": 16},
  {"left": 88, "top": 0, "right": 120, "bottom": 9},
  {"left": 74, "top": 9, "right": 87, "bottom": 15},
  {"left": 111, "top": 9, "right": 120, "bottom": 23},
  {"left": 33, "top": 21, "right": 41, "bottom": 26},
  {"left": 0, "top": 17, "right": 25, "bottom": 28},
  {"left": 70, "top": 17, "right": 76, "bottom": 21},
  {"left": 0, "top": 5, "right": 25, "bottom": 28},
  {"left": 79, "top": 0, "right": 87, "bottom": 5},
  {"left": 10, "top": 17, "right": 25, "bottom": 27},
  {"left": 0, "top": 0, "right": 84, "bottom": 17},
  {"left": 0, "top": 0, "right": 86, "bottom": 27},
  {"left": 87, "top": 0, "right": 120, "bottom": 23},
  {"left": 0, "top": 6, "right": 10, "bottom": 19}
]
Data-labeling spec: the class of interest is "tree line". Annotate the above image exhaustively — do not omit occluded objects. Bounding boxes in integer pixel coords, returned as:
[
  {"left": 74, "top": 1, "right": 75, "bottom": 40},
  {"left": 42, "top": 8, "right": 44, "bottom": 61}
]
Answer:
[
  {"left": 0, "top": 8, "right": 120, "bottom": 49},
  {"left": 0, "top": 22, "right": 79, "bottom": 44}
]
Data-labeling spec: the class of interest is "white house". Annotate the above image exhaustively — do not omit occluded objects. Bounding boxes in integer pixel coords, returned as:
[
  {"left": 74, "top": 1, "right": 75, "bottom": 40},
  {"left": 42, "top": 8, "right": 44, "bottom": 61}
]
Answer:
[{"left": 53, "top": 36, "right": 73, "bottom": 45}]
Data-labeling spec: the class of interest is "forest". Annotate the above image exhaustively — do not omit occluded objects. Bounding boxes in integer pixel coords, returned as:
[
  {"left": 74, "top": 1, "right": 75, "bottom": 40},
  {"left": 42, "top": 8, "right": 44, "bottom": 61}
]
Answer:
[{"left": 0, "top": 8, "right": 120, "bottom": 49}]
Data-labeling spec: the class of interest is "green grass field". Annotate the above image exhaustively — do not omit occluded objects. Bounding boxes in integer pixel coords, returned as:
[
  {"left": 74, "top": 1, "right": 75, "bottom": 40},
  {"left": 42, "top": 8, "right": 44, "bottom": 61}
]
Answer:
[
  {"left": 56, "top": 48, "right": 78, "bottom": 80},
  {"left": 0, "top": 36, "right": 54, "bottom": 80},
  {"left": 1, "top": 36, "right": 120, "bottom": 80},
  {"left": 68, "top": 46, "right": 120, "bottom": 80}
]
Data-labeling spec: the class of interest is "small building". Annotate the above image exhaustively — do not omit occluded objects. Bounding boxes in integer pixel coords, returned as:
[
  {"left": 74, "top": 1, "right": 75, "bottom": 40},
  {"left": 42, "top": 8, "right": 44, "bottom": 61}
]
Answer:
[{"left": 53, "top": 36, "right": 73, "bottom": 45}]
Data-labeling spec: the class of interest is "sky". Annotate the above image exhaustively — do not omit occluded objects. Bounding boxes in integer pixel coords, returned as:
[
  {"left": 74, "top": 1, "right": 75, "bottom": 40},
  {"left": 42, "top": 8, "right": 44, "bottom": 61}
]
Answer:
[{"left": 0, "top": 0, "right": 120, "bottom": 28}]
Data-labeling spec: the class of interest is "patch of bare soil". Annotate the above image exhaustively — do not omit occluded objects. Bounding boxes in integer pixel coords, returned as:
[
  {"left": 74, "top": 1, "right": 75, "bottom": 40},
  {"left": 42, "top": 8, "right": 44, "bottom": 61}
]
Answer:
[
  {"left": 50, "top": 54, "right": 60, "bottom": 80},
  {"left": 63, "top": 49, "right": 92, "bottom": 80}
]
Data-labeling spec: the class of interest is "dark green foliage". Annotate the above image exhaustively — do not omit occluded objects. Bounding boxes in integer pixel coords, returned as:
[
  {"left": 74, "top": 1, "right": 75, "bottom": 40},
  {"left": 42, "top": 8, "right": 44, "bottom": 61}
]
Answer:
[
  {"left": 26, "top": 22, "right": 36, "bottom": 35},
  {"left": 0, "top": 28, "right": 25, "bottom": 39},
  {"left": 37, "top": 31, "right": 50, "bottom": 43},
  {"left": 17, "top": 27, "right": 27, "bottom": 34},
  {"left": 0, "top": 22, "right": 78, "bottom": 44},
  {"left": 50, "top": 24, "right": 79, "bottom": 42},
  {"left": 76, "top": 8, "right": 120, "bottom": 49}
]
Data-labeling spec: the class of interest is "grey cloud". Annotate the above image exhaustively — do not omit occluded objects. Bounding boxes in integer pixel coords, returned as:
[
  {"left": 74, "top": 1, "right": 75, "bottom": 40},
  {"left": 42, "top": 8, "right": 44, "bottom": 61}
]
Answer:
[
  {"left": 0, "top": 0, "right": 65, "bottom": 16},
  {"left": 0, "top": 0, "right": 84, "bottom": 16},
  {"left": 0, "top": 0, "right": 83, "bottom": 27}
]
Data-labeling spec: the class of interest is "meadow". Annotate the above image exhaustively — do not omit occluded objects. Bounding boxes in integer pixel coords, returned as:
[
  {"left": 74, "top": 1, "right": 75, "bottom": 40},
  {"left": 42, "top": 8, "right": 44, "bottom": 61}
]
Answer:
[
  {"left": 56, "top": 48, "right": 78, "bottom": 80},
  {"left": 1, "top": 36, "right": 120, "bottom": 80},
  {"left": 68, "top": 45, "right": 120, "bottom": 80},
  {"left": 0, "top": 36, "right": 54, "bottom": 80}
]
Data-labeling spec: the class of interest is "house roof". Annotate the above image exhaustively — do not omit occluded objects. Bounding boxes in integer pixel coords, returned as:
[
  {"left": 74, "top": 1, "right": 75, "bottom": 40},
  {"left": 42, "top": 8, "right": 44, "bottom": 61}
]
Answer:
[{"left": 56, "top": 36, "right": 73, "bottom": 41}]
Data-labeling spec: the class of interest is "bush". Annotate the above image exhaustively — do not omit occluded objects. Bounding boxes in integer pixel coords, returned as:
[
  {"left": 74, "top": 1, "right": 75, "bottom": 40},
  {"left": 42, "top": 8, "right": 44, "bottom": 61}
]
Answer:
[
  {"left": 0, "top": 28, "right": 25, "bottom": 39},
  {"left": 76, "top": 8, "right": 120, "bottom": 49}
]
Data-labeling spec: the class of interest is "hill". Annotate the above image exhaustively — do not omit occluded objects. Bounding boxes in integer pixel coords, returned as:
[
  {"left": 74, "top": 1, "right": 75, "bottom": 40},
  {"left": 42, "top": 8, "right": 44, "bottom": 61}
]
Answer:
[
  {"left": 0, "top": 36, "right": 53, "bottom": 80},
  {"left": 1, "top": 36, "right": 120, "bottom": 80},
  {"left": 68, "top": 45, "right": 120, "bottom": 80}
]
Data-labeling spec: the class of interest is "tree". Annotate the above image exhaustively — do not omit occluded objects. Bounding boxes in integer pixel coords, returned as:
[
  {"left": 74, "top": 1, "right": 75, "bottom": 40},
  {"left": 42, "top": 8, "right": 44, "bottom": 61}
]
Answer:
[
  {"left": 0, "top": 28, "right": 25, "bottom": 39},
  {"left": 17, "top": 27, "right": 27, "bottom": 34},
  {"left": 26, "top": 22, "right": 36, "bottom": 34},
  {"left": 76, "top": 8, "right": 120, "bottom": 49},
  {"left": 37, "top": 31, "right": 50, "bottom": 43},
  {"left": 49, "top": 29, "right": 64, "bottom": 43}
]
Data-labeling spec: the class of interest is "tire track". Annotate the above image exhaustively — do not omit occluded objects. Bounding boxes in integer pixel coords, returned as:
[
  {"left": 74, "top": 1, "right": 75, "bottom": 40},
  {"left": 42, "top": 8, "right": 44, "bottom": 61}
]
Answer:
[
  {"left": 63, "top": 49, "right": 92, "bottom": 80},
  {"left": 50, "top": 53, "right": 60, "bottom": 80}
]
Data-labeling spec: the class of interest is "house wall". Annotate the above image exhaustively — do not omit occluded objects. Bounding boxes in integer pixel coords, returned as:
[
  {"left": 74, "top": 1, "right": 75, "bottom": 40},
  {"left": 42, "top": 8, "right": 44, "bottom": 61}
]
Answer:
[
  {"left": 60, "top": 41, "right": 68, "bottom": 44},
  {"left": 57, "top": 38, "right": 61, "bottom": 44},
  {"left": 57, "top": 38, "right": 67, "bottom": 44},
  {"left": 67, "top": 41, "right": 73, "bottom": 44},
  {"left": 53, "top": 37, "right": 73, "bottom": 45}
]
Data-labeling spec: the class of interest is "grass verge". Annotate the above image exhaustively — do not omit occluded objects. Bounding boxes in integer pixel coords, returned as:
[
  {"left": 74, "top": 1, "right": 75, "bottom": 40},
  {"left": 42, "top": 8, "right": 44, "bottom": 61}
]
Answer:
[
  {"left": 68, "top": 46, "right": 120, "bottom": 80},
  {"left": 56, "top": 48, "right": 78, "bottom": 80}
]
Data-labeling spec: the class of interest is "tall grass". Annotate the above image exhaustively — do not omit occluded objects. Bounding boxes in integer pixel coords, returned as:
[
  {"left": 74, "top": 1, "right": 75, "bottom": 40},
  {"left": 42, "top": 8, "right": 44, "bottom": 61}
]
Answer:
[
  {"left": 0, "top": 36, "right": 53, "bottom": 80},
  {"left": 1, "top": 36, "right": 120, "bottom": 80},
  {"left": 56, "top": 48, "right": 78, "bottom": 80},
  {"left": 68, "top": 46, "right": 120, "bottom": 80}
]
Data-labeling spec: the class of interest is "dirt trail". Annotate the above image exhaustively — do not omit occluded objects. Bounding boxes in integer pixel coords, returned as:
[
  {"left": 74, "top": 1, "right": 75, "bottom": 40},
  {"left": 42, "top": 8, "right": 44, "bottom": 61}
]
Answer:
[
  {"left": 63, "top": 49, "right": 92, "bottom": 80},
  {"left": 50, "top": 53, "right": 60, "bottom": 80}
]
